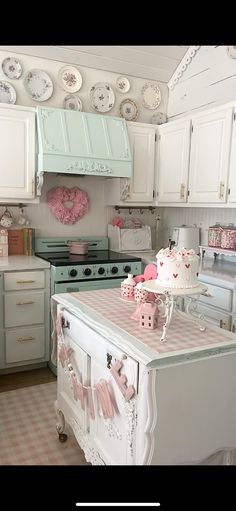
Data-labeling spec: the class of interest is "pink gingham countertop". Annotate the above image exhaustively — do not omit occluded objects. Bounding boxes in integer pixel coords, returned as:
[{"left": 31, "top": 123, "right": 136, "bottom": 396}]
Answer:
[{"left": 68, "top": 288, "right": 236, "bottom": 357}]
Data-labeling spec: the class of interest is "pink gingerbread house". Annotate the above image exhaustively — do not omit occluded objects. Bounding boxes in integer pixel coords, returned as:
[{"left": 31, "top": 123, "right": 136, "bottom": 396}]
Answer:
[{"left": 139, "top": 302, "right": 159, "bottom": 330}]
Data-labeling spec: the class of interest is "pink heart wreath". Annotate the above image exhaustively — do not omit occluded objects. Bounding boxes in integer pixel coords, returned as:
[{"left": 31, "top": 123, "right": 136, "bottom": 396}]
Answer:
[{"left": 47, "top": 186, "right": 89, "bottom": 224}]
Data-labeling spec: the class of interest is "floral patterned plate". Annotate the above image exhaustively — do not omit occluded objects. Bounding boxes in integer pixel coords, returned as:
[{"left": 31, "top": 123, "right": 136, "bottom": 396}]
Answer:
[
  {"left": 0, "top": 81, "right": 16, "bottom": 104},
  {"left": 2, "top": 57, "right": 22, "bottom": 79},
  {"left": 90, "top": 82, "right": 115, "bottom": 112},
  {"left": 116, "top": 76, "right": 130, "bottom": 93},
  {"left": 24, "top": 69, "right": 53, "bottom": 102},
  {"left": 63, "top": 94, "right": 83, "bottom": 111},
  {"left": 119, "top": 98, "right": 138, "bottom": 121},
  {"left": 58, "top": 66, "right": 82, "bottom": 93},
  {"left": 141, "top": 82, "right": 161, "bottom": 109}
]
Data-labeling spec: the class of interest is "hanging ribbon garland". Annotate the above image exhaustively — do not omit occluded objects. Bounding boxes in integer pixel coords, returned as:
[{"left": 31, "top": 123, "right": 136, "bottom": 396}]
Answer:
[{"left": 57, "top": 319, "right": 135, "bottom": 421}]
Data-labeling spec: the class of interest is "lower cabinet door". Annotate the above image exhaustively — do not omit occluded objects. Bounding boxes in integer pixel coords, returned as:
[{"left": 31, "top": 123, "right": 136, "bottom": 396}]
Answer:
[
  {"left": 5, "top": 326, "right": 45, "bottom": 363},
  {"left": 57, "top": 336, "right": 89, "bottom": 434},
  {"left": 90, "top": 347, "right": 138, "bottom": 465}
]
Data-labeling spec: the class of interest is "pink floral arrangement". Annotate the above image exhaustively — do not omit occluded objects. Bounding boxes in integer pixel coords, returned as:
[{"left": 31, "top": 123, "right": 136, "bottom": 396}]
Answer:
[{"left": 47, "top": 186, "right": 89, "bottom": 224}]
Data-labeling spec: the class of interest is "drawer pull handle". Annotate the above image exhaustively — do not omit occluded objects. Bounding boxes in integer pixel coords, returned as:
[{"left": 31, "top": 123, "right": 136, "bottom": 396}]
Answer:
[
  {"left": 16, "top": 280, "right": 36, "bottom": 284},
  {"left": 219, "top": 182, "right": 225, "bottom": 199},
  {"left": 16, "top": 301, "right": 35, "bottom": 306},
  {"left": 17, "top": 336, "right": 35, "bottom": 342},
  {"left": 232, "top": 324, "right": 236, "bottom": 333},
  {"left": 202, "top": 293, "right": 213, "bottom": 298},
  {"left": 106, "top": 353, "right": 112, "bottom": 369},
  {"left": 180, "top": 183, "right": 185, "bottom": 199}
]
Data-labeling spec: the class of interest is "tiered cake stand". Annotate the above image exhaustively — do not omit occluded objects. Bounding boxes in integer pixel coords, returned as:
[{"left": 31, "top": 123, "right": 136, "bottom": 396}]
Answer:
[{"left": 142, "top": 281, "right": 208, "bottom": 343}]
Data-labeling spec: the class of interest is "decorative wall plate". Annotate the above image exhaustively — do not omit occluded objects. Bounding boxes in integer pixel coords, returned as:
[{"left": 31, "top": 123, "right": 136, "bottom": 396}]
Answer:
[
  {"left": 0, "top": 81, "right": 16, "bottom": 104},
  {"left": 24, "top": 69, "right": 53, "bottom": 102},
  {"left": 90, "top": 82, "right": 115, "bottom": 112},
  {"left": 58, "top": 66, "right": 82, "bottom": 93},
  {"left": 119, "top": 98, "right": 138, "bottom": 121},
  {"left": 63, "top": 94, "right": 83, "bottom": 111},
  {"left": 2, "top": 57, "right": 22, "bottom": 79},
  {"left": 151, "top": 112, "right": 167, "bottom": 125},
  {"left": 141, "top": 82, "right": 161, "bottom": 109},
  {"left": 227, "top": 46, "right": 236, "bottom": 59},
  {"left": 116, "top": 76, "right": 130, "bottom": 93}
]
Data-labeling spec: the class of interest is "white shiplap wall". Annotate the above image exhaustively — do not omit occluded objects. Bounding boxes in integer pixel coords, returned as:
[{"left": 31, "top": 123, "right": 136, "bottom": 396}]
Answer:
[
  {"left": 159, "top": 207, "right": 236, "bottom": 248},
  {"left": 167, "top": 46, "right": 236, "bottom": 120},
  {"left": 0, "top": 48, "right": 168, "bottom": 237}
]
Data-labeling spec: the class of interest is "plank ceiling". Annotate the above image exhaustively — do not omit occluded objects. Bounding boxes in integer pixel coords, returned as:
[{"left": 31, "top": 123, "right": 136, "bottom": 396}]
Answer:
[{"left": 0, "top": 45, "right": 189, "bottom": 83}]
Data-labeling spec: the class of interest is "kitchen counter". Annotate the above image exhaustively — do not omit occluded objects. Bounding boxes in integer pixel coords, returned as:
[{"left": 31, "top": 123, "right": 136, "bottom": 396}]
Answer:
[
  {"left": 0, "top": 255, "right": 50, "bottom": 271},
  {"left": 52, "top": 288, "right": 236, "bottom": 465},
  {"left": 199, "top": 257, "right": 236, "bottom": 288}
]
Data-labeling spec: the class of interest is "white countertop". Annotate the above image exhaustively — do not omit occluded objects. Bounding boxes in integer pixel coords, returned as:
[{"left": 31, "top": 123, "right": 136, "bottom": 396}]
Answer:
[
  {"left": 0, "top": 255, "right": 50, "bottom": 271},
  {"left": 199, "top": 257, "right": 236, "bottom": 288}
]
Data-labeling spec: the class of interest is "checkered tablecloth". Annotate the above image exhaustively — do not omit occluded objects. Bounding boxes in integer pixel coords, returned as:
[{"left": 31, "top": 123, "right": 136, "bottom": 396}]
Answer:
[{"left": 70, "top": 288, "right": 235, "bottom": 354}]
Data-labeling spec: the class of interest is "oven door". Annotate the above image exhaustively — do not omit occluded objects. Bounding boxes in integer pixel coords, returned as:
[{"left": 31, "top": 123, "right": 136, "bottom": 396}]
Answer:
[{"left": 54, "top": 278, "right": 124, "bottom": 294}]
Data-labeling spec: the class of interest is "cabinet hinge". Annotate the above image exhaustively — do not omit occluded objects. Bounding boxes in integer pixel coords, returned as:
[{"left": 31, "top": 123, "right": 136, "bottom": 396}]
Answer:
[
  {"left": 234, "top": 112, "right": 236, "bottom": 121},
  {"left": 188, "top": 190, "right": 190, "bottom": 196},
  {"left": 228, "top": 188, "right": 231, "bottom": 196}
]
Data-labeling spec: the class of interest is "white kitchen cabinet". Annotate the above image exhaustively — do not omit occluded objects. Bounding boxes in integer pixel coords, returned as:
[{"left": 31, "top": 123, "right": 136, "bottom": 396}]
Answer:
[
  {"left": 188, "top": 108, "right": 233, "bottom": 203},
  {"left": 0, "top": 104, "right": 35, "bottom": 201},
  {"left": 227, "top": 110, "right": 236, "bottom": 203},
  {"left": 157, "top": 119, "right": 191, "bottom": 203},
  {"left": 106, "top": 122, "right": 156, "bottom": 205},
  {"left": 0, "top": 268, "right": 50, "bottom": 372},
  {"left": 184, "top": 279, "right": 233, "bottom": 331}
]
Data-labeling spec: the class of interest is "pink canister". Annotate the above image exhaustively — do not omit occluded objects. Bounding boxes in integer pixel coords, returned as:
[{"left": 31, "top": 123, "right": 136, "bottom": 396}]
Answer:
[
  {"left": 220, "top": 224, "right": 236, "bottom": 250},
  {"left": 121, "top": 273, "right": 136, "bottom": 301},
  {"left": 208, "top": 223, "right": 222, "bottom": 247}
]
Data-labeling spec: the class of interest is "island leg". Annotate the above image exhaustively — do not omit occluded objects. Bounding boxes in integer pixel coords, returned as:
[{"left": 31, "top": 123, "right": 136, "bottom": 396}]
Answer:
[{"left": 55, "top": 400, "right": 68, "bottom": 443}]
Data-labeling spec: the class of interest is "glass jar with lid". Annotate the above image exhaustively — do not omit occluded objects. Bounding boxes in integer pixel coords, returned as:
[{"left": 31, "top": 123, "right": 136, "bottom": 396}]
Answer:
[
  {"left": 208, "top": 223, "right": 222, "bottom": 247},
  {"left": 221, "top": 224, "right": 236, "bottom": 250}
]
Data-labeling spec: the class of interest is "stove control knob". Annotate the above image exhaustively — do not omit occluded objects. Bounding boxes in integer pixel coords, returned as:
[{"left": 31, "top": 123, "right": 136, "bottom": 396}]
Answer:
[
  {"left": 84, "top": 268, "right": 92, "bottom": 276},
  {"left": 111, "top": 266, "right": 118, "bottom": 274},
  {"left": 124, "top": 265, "right": 131, "bottom": 273},
  {"left": 69, "top": 269, "right": 78, "bottom": 277},
  {"left": 98, "top": 267, "right": 105, "bottom": 275}
]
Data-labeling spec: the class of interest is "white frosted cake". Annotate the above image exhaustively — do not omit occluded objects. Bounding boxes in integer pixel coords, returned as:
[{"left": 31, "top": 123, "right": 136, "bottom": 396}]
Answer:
[{"left": 156, "top": 247, "right": 200, "bottom": 288}]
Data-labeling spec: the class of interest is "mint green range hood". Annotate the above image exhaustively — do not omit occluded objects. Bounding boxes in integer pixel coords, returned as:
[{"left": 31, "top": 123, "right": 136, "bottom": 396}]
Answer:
[{"left": 36, "top": 106, "right": 132, "bottom": 194}]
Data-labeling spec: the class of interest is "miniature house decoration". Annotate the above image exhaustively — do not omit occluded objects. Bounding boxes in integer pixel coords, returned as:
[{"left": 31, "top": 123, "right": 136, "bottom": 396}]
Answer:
[{"left": 139, "top": 302, "right": 159, "bottom": 330}]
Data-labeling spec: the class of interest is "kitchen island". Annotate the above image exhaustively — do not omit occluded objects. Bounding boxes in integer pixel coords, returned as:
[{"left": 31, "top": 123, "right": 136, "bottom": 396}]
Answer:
[{"left": 52, "top": 288, "right": 236, "bottom": 465}]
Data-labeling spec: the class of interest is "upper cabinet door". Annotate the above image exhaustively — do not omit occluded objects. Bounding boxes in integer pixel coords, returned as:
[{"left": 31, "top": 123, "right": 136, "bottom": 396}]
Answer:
[
  {"left": 227, "top": 110, "right": 236, "bottom": 203},
  {"left": 0, "top": 106, "right": 35, "bottom": 199},
  {"left": 125, "top": 123, "right": 156, "bottom": 202},
  {"left": 157, "top": 119, "right": 191, "bottom": 203},
  {"left": 188, "top": 108, "right": 233, "bottom": 203}
]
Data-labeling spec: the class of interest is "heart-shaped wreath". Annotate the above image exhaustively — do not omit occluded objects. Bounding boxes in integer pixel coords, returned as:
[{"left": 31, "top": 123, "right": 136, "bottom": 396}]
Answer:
[{"left": 47, "top": 186, "right": 89, "bottom": 224}]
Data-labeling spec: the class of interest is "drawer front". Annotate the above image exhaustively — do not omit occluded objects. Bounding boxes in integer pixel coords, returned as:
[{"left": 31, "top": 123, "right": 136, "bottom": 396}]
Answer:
[
  {"left": 198, "top": 281, "right": 232, "bottom": 311},
  {"left": 4, "top": 271, "right": 45, "bottom": 291},
  {"left": 5, "top": 326, "right": 45, "bottom": 363},
  {"left": 184, "top": 298, "right": 231, "bottom": 330},
  {"left": 4, "top": 291, "right": 44, "bottom": 327}
]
